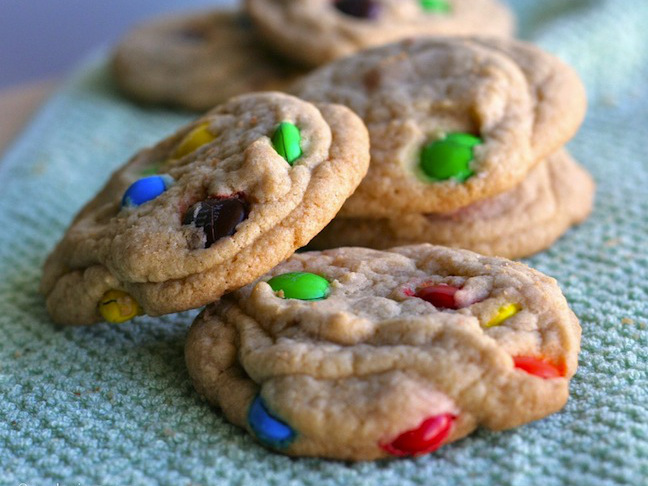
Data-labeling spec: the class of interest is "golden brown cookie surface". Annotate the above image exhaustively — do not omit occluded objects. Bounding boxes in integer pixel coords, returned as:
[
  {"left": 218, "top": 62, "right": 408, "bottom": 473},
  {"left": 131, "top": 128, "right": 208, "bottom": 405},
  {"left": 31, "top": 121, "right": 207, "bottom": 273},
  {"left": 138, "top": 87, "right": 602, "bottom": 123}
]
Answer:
[
  {"left": 294, "top": 37, "right": 587, "bottom": 216},
  {"left": 112, "top": 10, "right": 307, "bottom": 111},
  {"left": 186, "top": 244, "right": 581, "bottom": 460},
  {"left": 246, "top": 0, "right": 514, "bottom": 67},
  {"left": 41, "top": 92, "right": 370, "bottom": 325},
  {"left": 308, "top": 150, "right": 595, "bottom": 258}
]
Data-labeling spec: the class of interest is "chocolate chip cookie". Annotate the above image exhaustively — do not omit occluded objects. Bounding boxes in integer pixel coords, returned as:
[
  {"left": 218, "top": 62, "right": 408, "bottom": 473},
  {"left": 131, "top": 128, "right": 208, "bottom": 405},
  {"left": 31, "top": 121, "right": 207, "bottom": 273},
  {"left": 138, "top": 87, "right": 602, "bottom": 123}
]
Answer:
[
  {"left": 245, "top": 0, "right": 515, "bottom": 67},
  {"left": 294, "top": 37, "right": 587, "bottom": 217},
  {"left": 308, "top": 150, "right": 595, "bottom": 258},
  {"left": 186, "top": 244, "right": 581, "bottom": 460},
  {"left": 112, "top": 10, "right": 307, "bottom": 111},
  {"left": 41, "top": 92, "right": 370, "bottom": 325}
]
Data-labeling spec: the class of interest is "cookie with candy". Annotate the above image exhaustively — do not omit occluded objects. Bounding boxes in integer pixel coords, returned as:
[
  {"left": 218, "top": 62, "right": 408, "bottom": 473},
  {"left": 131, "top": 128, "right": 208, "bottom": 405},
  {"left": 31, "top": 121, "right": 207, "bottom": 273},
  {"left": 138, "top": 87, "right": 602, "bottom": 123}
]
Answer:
[
  {"left": 294, "top": 36, "right": 594, "bottom": 258},
  {"left": 186, "top": 244, "right": 581, "bottom": 460},
  {"left": 245, "top": 0, "right": 514, "bottom": 67},
  {"left": 309, "top": 150, "right": 595, "bottom": 258},
  {"left": 40, "top": 92, "right": 369, "bottom": 325}
]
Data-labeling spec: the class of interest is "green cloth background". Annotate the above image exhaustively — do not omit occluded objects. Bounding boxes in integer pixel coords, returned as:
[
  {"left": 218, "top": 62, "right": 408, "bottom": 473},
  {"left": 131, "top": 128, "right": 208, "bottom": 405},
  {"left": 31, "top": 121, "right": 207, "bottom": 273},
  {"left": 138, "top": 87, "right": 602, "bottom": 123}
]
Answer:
[{"left": 1, "top": 1, "right": 647, "bottom": 484}]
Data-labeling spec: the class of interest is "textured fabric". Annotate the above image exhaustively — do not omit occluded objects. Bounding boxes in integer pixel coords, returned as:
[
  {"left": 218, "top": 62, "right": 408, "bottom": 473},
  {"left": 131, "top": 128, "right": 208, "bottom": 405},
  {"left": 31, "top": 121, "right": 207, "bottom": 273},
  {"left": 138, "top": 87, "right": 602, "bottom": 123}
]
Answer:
[{"left": 1, "top": 0, "right": 647, "bottom": 484}]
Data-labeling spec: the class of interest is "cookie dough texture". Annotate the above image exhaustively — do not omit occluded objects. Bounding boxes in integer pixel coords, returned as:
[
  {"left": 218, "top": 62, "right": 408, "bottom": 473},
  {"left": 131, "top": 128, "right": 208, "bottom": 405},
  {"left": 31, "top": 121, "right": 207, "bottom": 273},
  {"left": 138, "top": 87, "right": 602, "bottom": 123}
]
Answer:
[
  {"left": 245, "top": 0, "right": 515, "bottom": 67},
  {"left": 112, "top": 10, "right": 307, "bottom": 111},
  {"left": 309, "top": 150, "right": 595, "bottom": 258},
  {"left": 40, "top": 92, "right": 370, "bottom": 325},
  {"left": 186, "top": 244, "right": 581, "bottom": 460},
  {"left": 294, "top": 37, "right": 587, "bottom": 216}
]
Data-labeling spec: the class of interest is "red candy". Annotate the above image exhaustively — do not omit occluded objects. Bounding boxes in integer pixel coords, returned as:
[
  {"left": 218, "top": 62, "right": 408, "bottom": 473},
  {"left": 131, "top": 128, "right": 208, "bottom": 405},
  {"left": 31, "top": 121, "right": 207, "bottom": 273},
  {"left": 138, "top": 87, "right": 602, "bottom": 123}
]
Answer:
[
  {"left": 415, "top": 284, "right": 460, "bottom": 309},
  {"left": 381, "top": 413, "right": 455, "bottom": 457},
  {"left": 513, "top": 356, "right": 565, "bottom": 378}
]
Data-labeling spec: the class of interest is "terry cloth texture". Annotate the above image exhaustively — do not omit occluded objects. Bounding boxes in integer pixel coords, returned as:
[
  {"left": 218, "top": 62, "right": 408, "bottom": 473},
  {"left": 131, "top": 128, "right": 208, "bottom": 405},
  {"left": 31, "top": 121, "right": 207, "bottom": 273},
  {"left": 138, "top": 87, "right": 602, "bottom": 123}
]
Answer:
[{"left": 0, "top": 0, "right": 646, "bottom": 484}]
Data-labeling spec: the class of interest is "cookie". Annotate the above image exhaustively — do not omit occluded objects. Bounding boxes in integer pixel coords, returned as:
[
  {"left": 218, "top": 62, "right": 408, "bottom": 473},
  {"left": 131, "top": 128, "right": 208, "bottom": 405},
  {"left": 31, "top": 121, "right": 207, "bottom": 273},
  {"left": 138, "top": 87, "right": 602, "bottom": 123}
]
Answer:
[
  {"left": 294, "top": 37, "right": 587, "bottom": 217},
  {"left": 111, "top": 10, "right": 307, "bottom": 111},
  {"left": 40, "top": 92, "right": 370, "bottom": 325},
  {"left": 245, "top": 0, "right": 515, "bottom": 67},
  {"left": 308, "top": 150, "right": 595, "bottom": 258},
  {"left": 186, "top": 244, "right": 581, "bottom": 460}
]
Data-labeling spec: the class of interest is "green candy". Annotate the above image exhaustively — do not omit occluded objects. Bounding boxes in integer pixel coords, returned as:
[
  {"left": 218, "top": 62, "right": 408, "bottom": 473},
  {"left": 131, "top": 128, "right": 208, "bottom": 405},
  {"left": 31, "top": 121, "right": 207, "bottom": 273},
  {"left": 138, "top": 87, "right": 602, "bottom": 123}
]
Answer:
[
  {"left": 420, "top": 132, "right": 482, "bottom": 182},
  {"left": 267, "top": 272, "right": 330, "bottom": 301},
  {"left": 420, "top": 0, "right": 451, "bottom": 13},
  {"left": 272, "top": 122, "right": 303, "bottom": 165}
]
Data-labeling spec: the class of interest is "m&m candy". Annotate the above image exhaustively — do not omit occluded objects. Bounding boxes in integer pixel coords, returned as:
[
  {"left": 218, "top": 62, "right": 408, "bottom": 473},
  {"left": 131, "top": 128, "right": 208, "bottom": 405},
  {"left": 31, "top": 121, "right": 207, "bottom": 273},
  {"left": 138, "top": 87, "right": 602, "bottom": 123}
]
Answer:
[
  {"left": 334, "top": 0, "right": 382, "bottom": 19},
  {"left": 415, "top": 284, "right": 461, "bottom": 309},
  {"left": 248, "top": 395, "right": 296, "bottom": 448},
  {"left": 121, "top": 175, "right": 174, "bottom": 208},
  {"left": 381, "top": 413, "right": 455, "bottom": 457},
  {"left": 271, "top": 122, "right": 303, "bottom": 165},
  {"left": 174, "top": 122, "right": 216, "bottom": 159},
  {"left": 421, "top": 0, "right": 451, "bottom": 13},
  {"left": 420, "top": 132, "right": 481, "bottom": 182},
  {"left": 267, "top": 272, "right": 330, "bottom": 300},
  {"left": 485, "top": 303, "right": 521, "bottom": 328},
  {"left": 183, "top": 197, "right": 248, "bottom": 249},
  {"left": 98, "top": 290, "right": 143, "bottom": 323},
  {"left": 513, "top": 356, "right": 564, "bottom": 378}
]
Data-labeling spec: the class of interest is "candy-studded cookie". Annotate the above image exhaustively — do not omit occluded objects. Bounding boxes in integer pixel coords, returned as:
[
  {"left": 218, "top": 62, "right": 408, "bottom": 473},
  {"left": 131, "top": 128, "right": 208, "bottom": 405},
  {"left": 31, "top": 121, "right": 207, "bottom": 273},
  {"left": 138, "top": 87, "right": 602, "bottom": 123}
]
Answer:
[
  {"left": 245, "top": 0, "right": 514, "bottom": 67},
  {"left": 40, "top": 92, "right": 370, "bottom": 325},
  {"left": 309, "top": 150, "right": 595, "bottom": 258},
  {"left": 186, "top": 244, "right": 581, "bottom": 460},
  {"left": 112, "top": 10, "right": 307, "bottom": 111},
  {"left": 294, "top": 37, "right": 587, "bottom": 217}
]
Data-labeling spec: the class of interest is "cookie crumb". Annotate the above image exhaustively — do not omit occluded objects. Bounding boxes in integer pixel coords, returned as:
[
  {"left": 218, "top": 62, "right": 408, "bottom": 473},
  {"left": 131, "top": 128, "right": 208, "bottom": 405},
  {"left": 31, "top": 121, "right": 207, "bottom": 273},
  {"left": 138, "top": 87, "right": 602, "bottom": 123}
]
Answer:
[{"left": 621, "top": 317, "right": 634, "bottom": 325}]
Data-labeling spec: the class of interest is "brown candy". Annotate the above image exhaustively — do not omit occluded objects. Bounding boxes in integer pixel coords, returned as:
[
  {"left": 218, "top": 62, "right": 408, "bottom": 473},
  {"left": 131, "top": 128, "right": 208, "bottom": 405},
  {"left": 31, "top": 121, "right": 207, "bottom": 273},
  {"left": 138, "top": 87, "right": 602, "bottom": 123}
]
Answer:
[
  {"left": 334, "top": 0, "right": 382, "bottom": 19},
  {"left": 183, "top": 197, "right": 248, "bottom": 248}
]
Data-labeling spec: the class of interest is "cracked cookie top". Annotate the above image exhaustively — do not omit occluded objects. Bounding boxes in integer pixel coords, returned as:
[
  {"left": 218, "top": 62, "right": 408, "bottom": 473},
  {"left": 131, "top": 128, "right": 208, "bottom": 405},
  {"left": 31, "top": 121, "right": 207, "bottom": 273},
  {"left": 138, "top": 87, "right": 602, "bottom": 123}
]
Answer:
[
  {"left": 245, "top": 0, "right": 514, "bottom": 67},
  {"left": 41, "top": 92, "right": 369, "bottom": 325},
  {"left": 294, "top": 37, "right": 587, "bottom": 216},
  {"left": 186, "top": 244, "right": 581, "bottom": 460}
]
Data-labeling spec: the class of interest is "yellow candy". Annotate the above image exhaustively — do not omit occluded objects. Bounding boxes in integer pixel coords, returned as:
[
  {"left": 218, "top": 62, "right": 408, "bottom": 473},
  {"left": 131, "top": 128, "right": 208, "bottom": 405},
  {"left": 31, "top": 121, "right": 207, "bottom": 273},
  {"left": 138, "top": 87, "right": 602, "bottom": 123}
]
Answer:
[
  {"left": 98, "top": 290, "right": 143, "bottom": 323},
  {"left": 485, "top": 303, "right": 521, "bottom": 328},
  {"left": 173, "top": 122, "right": 215, "bottom": 159}
]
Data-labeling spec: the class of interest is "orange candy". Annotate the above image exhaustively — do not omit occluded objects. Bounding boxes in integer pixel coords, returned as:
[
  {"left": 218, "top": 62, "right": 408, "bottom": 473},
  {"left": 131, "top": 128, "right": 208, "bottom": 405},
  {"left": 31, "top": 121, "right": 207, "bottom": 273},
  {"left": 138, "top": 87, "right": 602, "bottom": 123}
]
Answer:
[{"left": 513, "top": 356, "right": 565, "bottom": 378}]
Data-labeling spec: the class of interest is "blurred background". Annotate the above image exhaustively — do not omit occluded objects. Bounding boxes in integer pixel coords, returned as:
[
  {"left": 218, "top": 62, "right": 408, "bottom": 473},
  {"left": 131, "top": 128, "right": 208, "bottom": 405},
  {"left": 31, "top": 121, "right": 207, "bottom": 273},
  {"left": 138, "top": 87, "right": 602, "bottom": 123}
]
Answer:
[{"left": 0, "top": 0, "right": 235, "bottom": 88}]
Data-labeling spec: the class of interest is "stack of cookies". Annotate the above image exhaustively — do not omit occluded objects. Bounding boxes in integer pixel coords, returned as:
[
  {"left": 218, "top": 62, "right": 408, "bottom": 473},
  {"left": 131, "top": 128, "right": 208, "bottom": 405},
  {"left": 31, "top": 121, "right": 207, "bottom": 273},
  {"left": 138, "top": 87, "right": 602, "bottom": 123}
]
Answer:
[
  {"left": 112, "top": 0, "right": 514, "bottom": 111},
  {"left": 43, "top": 0, "right": 595, "bottom": 462},
  {"left": 293, "top": 37, "right": 595, "bottom": 258}
]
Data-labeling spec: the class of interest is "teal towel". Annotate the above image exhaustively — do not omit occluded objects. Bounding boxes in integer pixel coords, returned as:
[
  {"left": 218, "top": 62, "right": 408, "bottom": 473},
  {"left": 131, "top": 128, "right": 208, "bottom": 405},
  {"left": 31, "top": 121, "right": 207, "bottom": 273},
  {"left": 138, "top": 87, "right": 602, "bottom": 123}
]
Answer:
[{"left": 1, "top": 1, "right": 647, "bottom": 484}]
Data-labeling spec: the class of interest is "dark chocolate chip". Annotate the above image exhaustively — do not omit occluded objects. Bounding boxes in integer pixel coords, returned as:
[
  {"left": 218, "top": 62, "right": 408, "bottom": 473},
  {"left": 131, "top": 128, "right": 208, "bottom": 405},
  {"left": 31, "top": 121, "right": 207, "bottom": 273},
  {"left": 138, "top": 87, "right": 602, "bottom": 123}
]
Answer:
[
  {"left": 334, "top": 0, "right": 382, "bottom": 19},
  {"left": 183, "top": 197, "right": 248, "bottom": 249}
]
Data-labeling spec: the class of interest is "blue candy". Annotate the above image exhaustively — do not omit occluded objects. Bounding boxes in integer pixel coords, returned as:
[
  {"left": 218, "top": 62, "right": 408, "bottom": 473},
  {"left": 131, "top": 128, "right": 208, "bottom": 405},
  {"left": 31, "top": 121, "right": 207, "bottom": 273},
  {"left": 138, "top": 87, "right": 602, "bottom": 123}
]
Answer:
[
  {"left": 248, "top": 395, "right": 296, "bottom": 448},
  {"left": 121, "top": 175, "right": 174, "bottom": 208}
]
